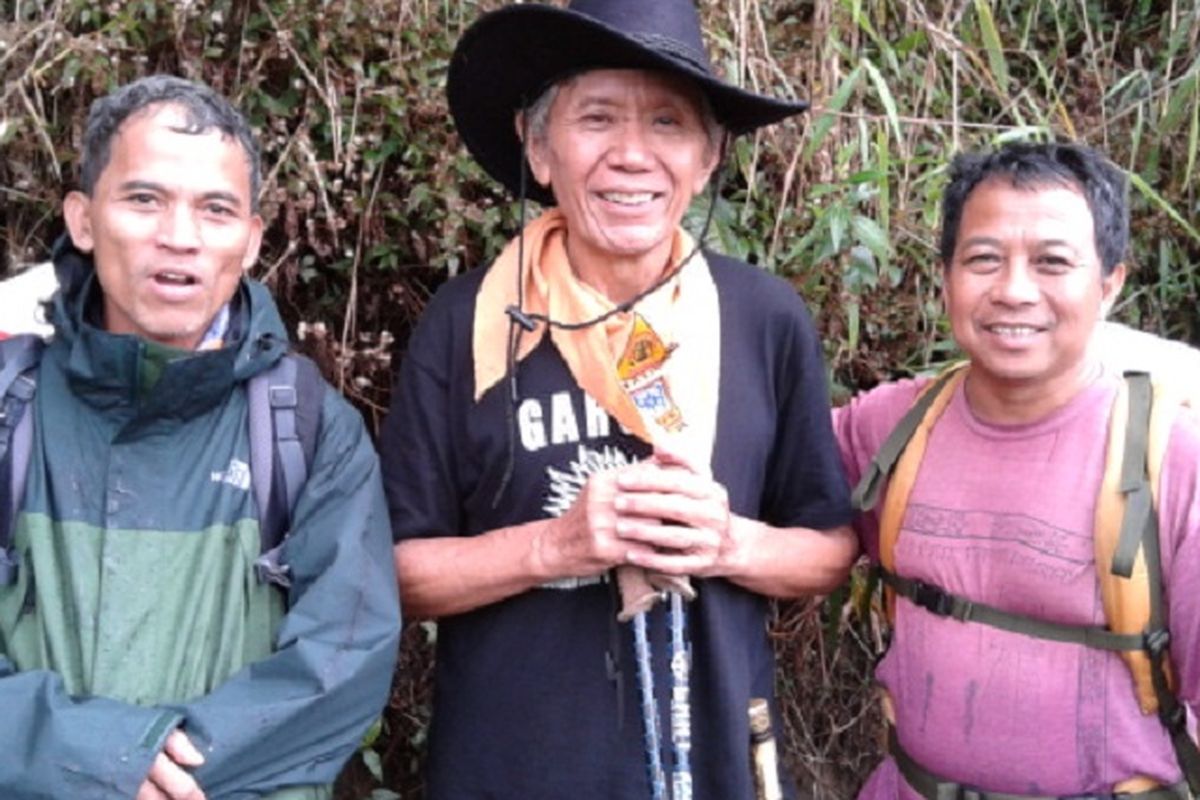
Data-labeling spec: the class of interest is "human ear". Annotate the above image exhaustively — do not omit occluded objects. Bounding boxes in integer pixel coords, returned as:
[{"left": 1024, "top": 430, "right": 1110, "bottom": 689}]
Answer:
[
  {"left": 1099, "top": 262, "right": 1127, "bottom": 317},
  {"left": 241, "top": 215, "right": 265, "bottom": 271},
  {"left": 515, "top": 111, "right": 552, "bottom": 188},
  {"left": 62, "top": 191, "right": 95, "bottom": 253},
  {"left": 691, "top": 129, "right": 725, "bottom": 196}
]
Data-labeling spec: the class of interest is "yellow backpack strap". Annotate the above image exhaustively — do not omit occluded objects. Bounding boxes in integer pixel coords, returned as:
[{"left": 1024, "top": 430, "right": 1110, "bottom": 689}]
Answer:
[
  {"left": 1095, "top": 373, "right": 1157, "bottom": 710},
  {"left": 850, "top": 362, "right": 968, "bottom": 620},
  {"left": 1096, "top": 373, "right": 1176, "bottom": 712},
  {"left": 1098, "top": 373, "right": 1200, "bottom": 795}
]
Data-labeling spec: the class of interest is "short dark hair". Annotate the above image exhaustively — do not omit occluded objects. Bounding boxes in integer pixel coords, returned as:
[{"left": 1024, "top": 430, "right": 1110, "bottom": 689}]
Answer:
[
  {"left": 939, "top": 142, "right": 1129, "bottom": 276},
  {"left": 80, "top": 75, "right": 261, "bottom": 212}
]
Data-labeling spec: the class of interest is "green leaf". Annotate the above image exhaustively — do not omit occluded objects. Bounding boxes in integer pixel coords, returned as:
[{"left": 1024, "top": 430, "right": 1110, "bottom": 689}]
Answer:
[
  {"left": 851, "top": 214, "right": 891, "bottom": 262},
  {"left": 973, "top": 0, "right": 1010, "bottom": 94},
  {"left": 828, "top": 206, "right": 850, "bottom": 254},
  {"left": 847, "top": 299, "right": 861, "bottom": 352},
  {"left": 874, "top": 125, "right": 891, "bottom": 237},
  {"left": 362, "top": 749, "right": 384, "bottom": 782},
  {"left": 1160, "top": 71, "right": 1198, "bottom": 135},
  {"left": 361, "top": 717, "right": 384, "bottom": 749},
  {"left": 861, "top": 57, "right": 903, "bottom": 145},
  {"left": 1129, "top": 172, "right": 1200, "bottom": 243},
  {"left": 804, "top": 64, "right": 863, "bottom": 161},
  {"left": 1186, "top": 96, "right": 1199, "bottom": 191}
]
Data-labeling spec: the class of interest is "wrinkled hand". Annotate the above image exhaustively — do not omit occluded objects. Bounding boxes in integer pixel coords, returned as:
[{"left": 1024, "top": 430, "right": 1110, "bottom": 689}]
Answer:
[
  {"left": 612, "top": 445, "right": 733, "bottom": 577},
  {"left": 536, "top": 444, "right": 733, "bottom": 580},
  {"left": 537, "top": 466, "right": 642, "bottom": 578},
  {"left": 136, "top": 730, "right": 206, "bottom": 800}
]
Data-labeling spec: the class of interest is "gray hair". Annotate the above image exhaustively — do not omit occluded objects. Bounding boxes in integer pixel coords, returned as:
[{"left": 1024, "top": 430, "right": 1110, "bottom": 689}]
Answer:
[
  {"left": 80, "top": 75, "right": 261, "bottom": 212},
  {"left": 524, "top": 72, "right": 725, "bottom": 158}
]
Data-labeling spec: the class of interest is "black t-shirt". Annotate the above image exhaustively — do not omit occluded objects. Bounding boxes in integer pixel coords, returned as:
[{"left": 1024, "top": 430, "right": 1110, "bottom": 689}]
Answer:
[{"left": 380, "top": 252, "right": 851, "bottom": 799}]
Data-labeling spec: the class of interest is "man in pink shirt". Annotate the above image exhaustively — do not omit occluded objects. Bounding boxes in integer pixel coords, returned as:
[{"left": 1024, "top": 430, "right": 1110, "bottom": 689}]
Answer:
[{"left": 835, "top": 142, "right": 1200, "bottom": 799}]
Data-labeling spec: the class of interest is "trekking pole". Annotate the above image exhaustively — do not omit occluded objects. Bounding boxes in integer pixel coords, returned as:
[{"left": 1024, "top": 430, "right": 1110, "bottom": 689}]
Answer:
[
  {"left": 748, "top": 697, "right": 783, "bottom": 800},
  {"left": 669, "top": 591, "right": 693, "bottom": 800},
  {"left": 633, "top": 610, "right": 668, "bottom": 800}
]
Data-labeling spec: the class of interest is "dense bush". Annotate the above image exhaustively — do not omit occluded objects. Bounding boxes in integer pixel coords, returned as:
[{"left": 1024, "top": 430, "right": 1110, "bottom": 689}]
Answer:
[{"left": 3, "top": 1, "right": 1197, "bottom": 797}]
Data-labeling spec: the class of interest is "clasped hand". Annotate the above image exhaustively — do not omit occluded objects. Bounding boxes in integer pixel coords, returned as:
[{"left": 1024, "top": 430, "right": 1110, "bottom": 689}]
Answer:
[{"left": 541, "top": 445, "right": 733, "bottom": 579}]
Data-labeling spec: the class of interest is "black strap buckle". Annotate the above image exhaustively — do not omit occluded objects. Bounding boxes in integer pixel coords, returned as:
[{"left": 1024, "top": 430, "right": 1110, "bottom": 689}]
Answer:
[
  {"left": 1145, "top": 628, "right": 1171, "bottom": 658},
  {"left": 911, "top": 579, "right": 954, "bottom": 617},
  {"left": 1159, "top": 700, "right": 1187, "bottom": 732}
]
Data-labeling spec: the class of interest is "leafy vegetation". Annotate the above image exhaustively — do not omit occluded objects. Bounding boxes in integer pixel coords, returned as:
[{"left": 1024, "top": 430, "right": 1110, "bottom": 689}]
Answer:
[{"left": 3, "top": 0, "right": 1198, "bottom": 796}]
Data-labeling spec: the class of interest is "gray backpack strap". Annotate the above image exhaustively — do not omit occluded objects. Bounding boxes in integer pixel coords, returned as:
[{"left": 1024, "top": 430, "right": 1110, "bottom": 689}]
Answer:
[
  {"left": 1112, "top": 371, "right": 1154, "bottom": 578},
  {"left": 246, "top": 363, "right": 275, "bottom": 547},
  {"left": 247, "top": 354, "right": 323, "bottom": 588},
  {"left": 0, "top": 335, "right": 44, "bottom": 586}
]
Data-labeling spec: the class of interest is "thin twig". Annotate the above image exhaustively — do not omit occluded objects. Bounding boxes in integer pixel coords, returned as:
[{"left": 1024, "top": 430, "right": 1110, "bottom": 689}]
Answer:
[
  {"left": 297, "top": 132, "right": 341, "bottom": 253},
  {"left": 16, "top": 80, "right": 61, "bottom": 182},
  {"left": 339, "top": 157, "right": 387, "bottom": 390}
]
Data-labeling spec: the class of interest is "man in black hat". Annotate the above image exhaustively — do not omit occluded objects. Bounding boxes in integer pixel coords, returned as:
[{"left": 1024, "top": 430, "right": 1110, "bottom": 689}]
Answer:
[{"left": 380, "top": 1, "right": 855, "bottom": 797}]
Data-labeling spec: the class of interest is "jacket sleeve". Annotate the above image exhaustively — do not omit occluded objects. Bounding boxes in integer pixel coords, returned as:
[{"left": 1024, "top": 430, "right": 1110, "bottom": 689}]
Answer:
[
  {"left": 173, "top": 390, "right": 401, "bottom": 798},
  {"left": 0, "top": 655, "right": 185, "bottom": 798}
]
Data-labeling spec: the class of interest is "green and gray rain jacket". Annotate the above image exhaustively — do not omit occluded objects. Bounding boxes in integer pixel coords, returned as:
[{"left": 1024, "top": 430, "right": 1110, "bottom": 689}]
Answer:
[{"left": 0, "top": 247, "right": 401, "bottom": 799}]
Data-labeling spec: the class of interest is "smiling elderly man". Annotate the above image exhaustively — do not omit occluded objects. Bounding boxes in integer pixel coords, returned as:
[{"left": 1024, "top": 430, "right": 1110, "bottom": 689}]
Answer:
[
  {"left": 0, "top": 76, "right": 400, "bottom": 800},
  {"left": 378, "top": 0, "right": 856, "bottom": 798}
]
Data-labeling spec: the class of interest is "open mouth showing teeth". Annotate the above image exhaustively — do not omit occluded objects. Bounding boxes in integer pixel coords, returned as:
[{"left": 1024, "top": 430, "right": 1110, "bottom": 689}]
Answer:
[
  {"left": 599, "top": 192, "right": 658, "bottom": 206},
  {"left": 155, "top": 272, "right": 198, "bottom": 286},
  {"left": 986, "top": 325, "right": 1041, "bottom": 336}
]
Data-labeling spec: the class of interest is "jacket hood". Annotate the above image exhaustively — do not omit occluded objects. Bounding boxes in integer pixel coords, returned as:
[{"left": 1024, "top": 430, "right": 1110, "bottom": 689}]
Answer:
[{"left": 48, "top": 237, "right": 290, "bottom": 420}]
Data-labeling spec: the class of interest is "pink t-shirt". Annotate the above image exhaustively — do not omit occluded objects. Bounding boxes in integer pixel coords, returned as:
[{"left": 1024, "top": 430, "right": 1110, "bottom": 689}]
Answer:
[{"left": 834, "top": 369, "right": 1200, "bottom": 798}]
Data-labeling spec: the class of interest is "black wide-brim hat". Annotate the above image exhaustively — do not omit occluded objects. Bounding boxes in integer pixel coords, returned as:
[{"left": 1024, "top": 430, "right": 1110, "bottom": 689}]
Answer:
[{"left": 448, "top": 0, "right": 809, "bottom": 205}]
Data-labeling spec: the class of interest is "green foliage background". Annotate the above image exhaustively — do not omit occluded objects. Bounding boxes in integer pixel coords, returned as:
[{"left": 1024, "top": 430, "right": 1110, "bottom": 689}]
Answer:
[{"left": 3, "top": 0, "right": 1198, "bottom": 797}]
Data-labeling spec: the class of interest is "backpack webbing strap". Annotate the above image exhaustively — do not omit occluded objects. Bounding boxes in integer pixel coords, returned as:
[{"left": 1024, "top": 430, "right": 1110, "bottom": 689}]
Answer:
[
  {"left": 248, "top": 355, "right": 323, "bottom": 588},
  {"left": 1147, "top": 627, "right": 1200, "bottom": 794},
  {"left": 270, "top": 357, "right": 307, "bottom": 524},
  {"left": 1137, "top": 377, "right": 1200, "bottom": 793},
  {"left": 851, "top": 362, "right": 968, "bottom": 513},
  {"left": 0, "top": 335, "right": 44, "bottom": 586},
  {"left": 247, "top": 362, "right": 276, "bottom": 548},
  {"left": 878, "top": 568, "right": 1145, "bottom": 652},
  {"left": 1139, "top": 450, "right": 1200, "bottom": 795},
  {"left": 1, "top": 376, "right": 36, "bottom": 585},
  {"left": 1113, "top": 374, "right": 1154, "bottom": 579},
  {"left": 888, "top": 723, "right": 1191, "bottom": 800}
]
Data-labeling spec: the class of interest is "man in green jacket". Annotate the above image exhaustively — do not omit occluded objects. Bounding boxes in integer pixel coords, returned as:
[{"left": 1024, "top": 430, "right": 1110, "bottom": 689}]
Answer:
[{"left": 0, "top": 76, "right": 401, "bottom": 799}]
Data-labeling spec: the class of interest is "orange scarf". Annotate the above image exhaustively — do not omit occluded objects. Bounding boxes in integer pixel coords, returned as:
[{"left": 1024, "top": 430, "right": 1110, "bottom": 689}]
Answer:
[{"left": 475, "top": 209, "right": 698, "bottom": 443}]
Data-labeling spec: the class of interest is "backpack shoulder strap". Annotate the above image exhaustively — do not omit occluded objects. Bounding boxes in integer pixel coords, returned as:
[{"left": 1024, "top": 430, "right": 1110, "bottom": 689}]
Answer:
[
  {"left": 851, "top": 361, "right": 969, "bottom": 513},
  {"left": 246, "top": 353, "right": 324, "bottom": 587},
  {"left": 0, "top": 335, "right": 45, "bottom": 586},
  {"left": 1096, "top": 371, "right": 1173, "bottom": 713},
  {"left": 1097, "top": 372, "right": 1200, "bottom": 793},
  {"left": 850, "top": 362, "right": 968, "bottom": 620}
]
